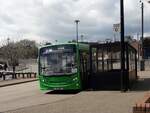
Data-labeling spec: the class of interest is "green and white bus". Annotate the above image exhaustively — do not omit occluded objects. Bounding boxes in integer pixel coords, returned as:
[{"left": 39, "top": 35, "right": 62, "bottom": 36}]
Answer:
[{"left": 38, "top": 43, "right": 90, "bottom": 90}]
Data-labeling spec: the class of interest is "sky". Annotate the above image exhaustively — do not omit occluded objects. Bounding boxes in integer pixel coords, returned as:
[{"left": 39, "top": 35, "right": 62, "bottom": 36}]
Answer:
[{"left": 0, "top": 0, "right": 150, "bottom": 44}]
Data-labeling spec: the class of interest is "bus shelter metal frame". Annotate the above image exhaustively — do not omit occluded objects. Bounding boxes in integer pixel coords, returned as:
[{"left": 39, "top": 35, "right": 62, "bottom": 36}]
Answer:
[{"left": 89, "top": 42, "right": 137, "bottom": 91}]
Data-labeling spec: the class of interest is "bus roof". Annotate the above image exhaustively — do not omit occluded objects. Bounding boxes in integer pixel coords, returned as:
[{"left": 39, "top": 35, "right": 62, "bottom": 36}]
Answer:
[{"left": 39, "top": 42, "right": 89, "bottom": 51}]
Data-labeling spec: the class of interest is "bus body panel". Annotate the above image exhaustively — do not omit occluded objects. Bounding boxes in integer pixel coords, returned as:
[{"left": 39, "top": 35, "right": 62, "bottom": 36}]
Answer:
[
  {"left": 38, "top": 73, "right": 81, "bottom": 90},
  {"left": 38, "top": 43, "right": 89, "bottom": 91}
]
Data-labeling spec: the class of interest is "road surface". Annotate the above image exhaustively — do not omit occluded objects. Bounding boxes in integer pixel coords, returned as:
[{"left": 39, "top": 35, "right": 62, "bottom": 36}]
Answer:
[
  {"left": 0, "top": 71, "right": 150, "bottom": 113},
  {"left": 0, "top": 81, "right": 75, "bottom": 113}
]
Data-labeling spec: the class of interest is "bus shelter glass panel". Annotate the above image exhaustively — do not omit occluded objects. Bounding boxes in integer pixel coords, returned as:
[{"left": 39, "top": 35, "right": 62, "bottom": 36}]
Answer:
[
  {"left": 98, "top": 49, "right": 103, "bottom": 71},
  {"left": 96, "top": 43, "right": 123, "bottom": 72},
  {"left": 92, "top": 48, "right": 97, "bottom": 73},
  {"left": 128, "top": 46, "right": 136, "bottom": 71},
  {"left": 110, "top": 44, "right": 122, "bottom": 70}
]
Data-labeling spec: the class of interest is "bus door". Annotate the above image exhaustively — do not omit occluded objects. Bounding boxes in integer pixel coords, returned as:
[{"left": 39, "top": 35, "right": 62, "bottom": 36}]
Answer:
[{"left": 79, "top": 51, "right": 89, "bottom": 89}]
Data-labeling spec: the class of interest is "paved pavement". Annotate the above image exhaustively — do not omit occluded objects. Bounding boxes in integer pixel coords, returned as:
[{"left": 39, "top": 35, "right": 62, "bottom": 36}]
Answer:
[
  {"left": 0, "top": 78, "right": 37, "bottom": 87},
  {"left": 0, "top": 81, "right": 74, "bottom": 113},
  {"left": 4, "top": 91, "right": 146, "bottom": 113},
  {"left": 1, "top": 71, "right": 150, "bottom": 113}
]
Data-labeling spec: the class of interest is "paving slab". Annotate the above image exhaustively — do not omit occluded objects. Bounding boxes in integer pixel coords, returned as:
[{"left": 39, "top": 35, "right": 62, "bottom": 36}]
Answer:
[
  {"left": 0, "top": 78, "right": 38, "bottom": 87},
  {"left": 3, "top": 71, "right": 150, "bottom": 113}
]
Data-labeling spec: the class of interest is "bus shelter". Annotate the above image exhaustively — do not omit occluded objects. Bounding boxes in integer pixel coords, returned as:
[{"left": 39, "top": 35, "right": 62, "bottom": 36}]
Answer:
[{"left": 89, "top": 42, "right": 137, "bottom": 91}]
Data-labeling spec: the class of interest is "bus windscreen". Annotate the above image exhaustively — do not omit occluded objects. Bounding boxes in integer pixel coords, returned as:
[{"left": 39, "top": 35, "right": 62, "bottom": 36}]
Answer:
[{"left": 39, "top": 45, "right": 77, "bottom": 76}]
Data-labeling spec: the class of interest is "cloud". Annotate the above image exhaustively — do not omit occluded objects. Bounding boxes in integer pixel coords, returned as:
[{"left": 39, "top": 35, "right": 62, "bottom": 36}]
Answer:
[{"left": 0, "top": 0, "right": 150, "bottom": 44}]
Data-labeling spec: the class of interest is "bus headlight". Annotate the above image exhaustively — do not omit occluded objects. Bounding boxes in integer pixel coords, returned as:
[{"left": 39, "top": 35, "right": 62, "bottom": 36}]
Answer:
[
  {"left": 76, "top": 84, "right": 79, "bottom": 86},
  {"left": 73, "top": 77, "right": 78, "bottom": 81}
]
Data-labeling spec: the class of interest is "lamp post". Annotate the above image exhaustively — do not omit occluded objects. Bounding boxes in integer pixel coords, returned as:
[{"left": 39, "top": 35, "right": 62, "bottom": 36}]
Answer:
[
  {"left": 120, "top": 0, "right": 126, "bottom": 91},
  {"left": 75, "top": 20, "right": 80, "bottom": 44},
  {"left": 140, "top": 0, "right": 145, "bottom": 71},
  {"left": 140, "top": 0, "right": 150, "bottom": 71},
  {"left": 75, "top": 20, "right": 80, "bottom": 77}
]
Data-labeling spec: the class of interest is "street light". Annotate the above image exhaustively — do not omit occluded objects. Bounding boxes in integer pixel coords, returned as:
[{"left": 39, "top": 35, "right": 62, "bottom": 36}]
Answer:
[
  {"left": 74, "top": 20, "right": 80, "bottom": 78},
  {"left": 139, "top": 0, "right": 150, "bottom": 71},
  {"left": 75, "top": 20, "right": 80, "bottom": 44},
  {"left": 139, "top": 0, "right": 145, "bottom": 71}
]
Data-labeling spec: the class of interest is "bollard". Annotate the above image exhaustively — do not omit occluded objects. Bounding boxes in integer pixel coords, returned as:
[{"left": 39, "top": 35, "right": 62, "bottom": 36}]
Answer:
[
  {"left": 34, "top": 73, "right": 36, "bottom": 78},
  {"left": 0, "top": 72, "right": 2, "bottom": 78},
  {"left": 26, "top": 73, "right": 29, "bottom": 78},
  {"left": 15, "top": 73, "right": 17, "bottom": 79},
  {"left": 12, "top": 73, "right": 14, "bottom": 79},
  {"left": 15, "top": 73, "right": 18, "bottom": 78},
  {"left": 3, "top": 74, "right": 5, "bottom": 80},
  {"left": 13, "top": 73, "right": 17, "bottom": 79},
  {"left": 18, "top": 73, "right": 20, "bottom": 78},
  {"left": 22, "top": 73, "right": 25, "bottom": 78}
]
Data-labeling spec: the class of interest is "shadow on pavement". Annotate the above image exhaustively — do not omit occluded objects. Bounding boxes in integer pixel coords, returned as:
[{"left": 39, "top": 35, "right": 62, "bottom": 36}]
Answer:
[
  {"left": 86, "top": 77, "right": 150, "bottom": 92},
  {"left": 45, "top": 90, "right": 80, "bottom": 95},
  {"left": 85, "top": 88, "right": 120, "bottom": 92},
  {"left": 131, "top": 77, "right": 150, "bottom": 92},
  {"left": 45, "top": 74, "right": 150, "bottom": 93}
]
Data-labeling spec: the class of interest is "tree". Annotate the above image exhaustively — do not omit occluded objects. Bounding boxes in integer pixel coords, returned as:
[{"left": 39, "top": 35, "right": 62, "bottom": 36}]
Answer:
[
  {"left": 15, "top": 39, "right": 38, "bottom": 59},
  {"left": 0, "top": 41, "right": 19, "bottom": 72},
  {"left": 0, "top": 39, "right": 38, "bottom": 72}
]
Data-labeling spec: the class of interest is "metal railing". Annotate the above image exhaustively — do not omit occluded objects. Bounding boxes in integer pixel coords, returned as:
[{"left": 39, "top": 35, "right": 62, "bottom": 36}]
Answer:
[{"left": 0, "top": 71, "right": 37, "bottom": 80}]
